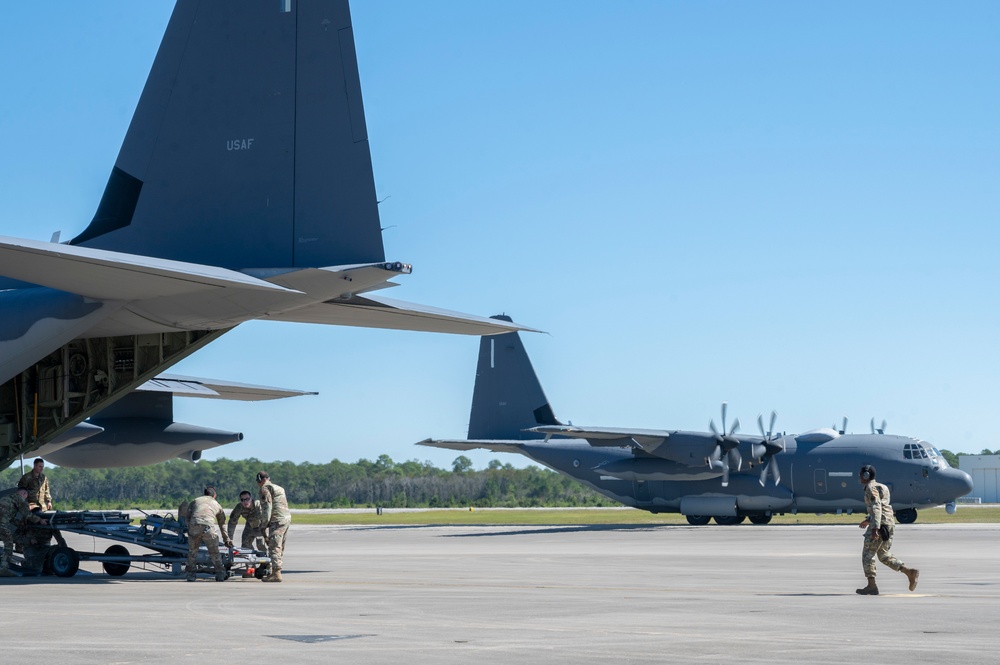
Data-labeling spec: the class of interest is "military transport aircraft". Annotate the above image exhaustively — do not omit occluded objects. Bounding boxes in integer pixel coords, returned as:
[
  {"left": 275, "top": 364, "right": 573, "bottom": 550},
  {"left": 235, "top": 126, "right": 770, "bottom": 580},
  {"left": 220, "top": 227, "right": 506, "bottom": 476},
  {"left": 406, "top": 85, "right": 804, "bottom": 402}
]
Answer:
[
  {"left": 420, "top": 319, "right": 975, "bottom": 525},
  {"left": 0, "top": 0, "right": 532, "bottom": 470}
]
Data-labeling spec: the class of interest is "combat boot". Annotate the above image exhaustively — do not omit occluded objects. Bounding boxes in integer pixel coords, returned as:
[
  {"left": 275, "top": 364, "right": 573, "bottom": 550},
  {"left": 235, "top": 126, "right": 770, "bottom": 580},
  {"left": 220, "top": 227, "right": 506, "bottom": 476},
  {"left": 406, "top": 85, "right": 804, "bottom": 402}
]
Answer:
[
  {"left": 901, "top": 566, "right": 920, "bottom": 591},
  {"left": 262, "top": 569, "right": 283, "bottom": 583},
  {"left": 215, "top": 570, "right": 226, "bottom": 582},
  {"left": 855, "top": 577, "right": 879, "bottom": 595},
  {"left": 186, "top": 573, "right": 197, "bottom": 582}
]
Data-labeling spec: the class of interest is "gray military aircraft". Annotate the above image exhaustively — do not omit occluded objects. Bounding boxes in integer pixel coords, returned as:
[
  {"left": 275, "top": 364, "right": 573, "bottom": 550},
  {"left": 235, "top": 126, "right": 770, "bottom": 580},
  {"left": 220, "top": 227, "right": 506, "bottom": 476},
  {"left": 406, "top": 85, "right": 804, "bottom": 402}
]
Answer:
[
  {"left": 0, "top": 0, "right": 532, "bottom": 469},
  {"left": 420, "top": 319, "right": 975, "bottom": 525}
]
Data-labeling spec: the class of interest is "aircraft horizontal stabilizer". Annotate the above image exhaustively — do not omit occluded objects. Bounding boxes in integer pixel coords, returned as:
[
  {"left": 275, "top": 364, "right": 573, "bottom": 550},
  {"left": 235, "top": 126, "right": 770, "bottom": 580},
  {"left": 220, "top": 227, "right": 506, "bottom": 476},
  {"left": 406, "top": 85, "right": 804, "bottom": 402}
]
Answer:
[
  {"left": 140, "top": 374, "right": 318, "bottom": 401},
  {"left": 0, "top": 235, "right": 300, "bottom": 301},
  {"left": 265, "top": 294, "right": 540, "bottom": 336},
  {"left": 32, "top": 422, "right": 106, "bottom": 458},
  {"left": 417, "top": 438, "right": 526, "bottom": 454}
]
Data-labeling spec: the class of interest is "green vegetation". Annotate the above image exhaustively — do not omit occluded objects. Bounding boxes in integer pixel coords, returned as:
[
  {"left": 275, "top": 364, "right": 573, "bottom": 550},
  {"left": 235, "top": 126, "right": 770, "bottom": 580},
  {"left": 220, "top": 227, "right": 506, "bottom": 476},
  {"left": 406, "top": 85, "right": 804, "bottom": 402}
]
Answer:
[{"left": 0, "top": 455, "right": 618, "bottom": 511}]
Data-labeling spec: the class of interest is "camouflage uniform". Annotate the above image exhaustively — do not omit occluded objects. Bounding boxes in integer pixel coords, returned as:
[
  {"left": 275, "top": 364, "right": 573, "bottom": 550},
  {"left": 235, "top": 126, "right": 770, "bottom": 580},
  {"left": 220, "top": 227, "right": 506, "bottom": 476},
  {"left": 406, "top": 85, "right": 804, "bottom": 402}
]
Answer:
[
  {"left": 227, "top": 499, "right": 266, "bottom": 551},
  {"left": 259, "top": 480, "right": 291, "bottom": 573},
  {"left": 185, "top": 495, "right": 228, "bottom": 580},
  {"left": 17, "top": 471, "right": 52, "bottom": 511},
  {"left": 0, "top": 492, "right": 44, "bottom": 574},
  {"left": 862, "top": 481, "right": 905, "bottom": 578}
]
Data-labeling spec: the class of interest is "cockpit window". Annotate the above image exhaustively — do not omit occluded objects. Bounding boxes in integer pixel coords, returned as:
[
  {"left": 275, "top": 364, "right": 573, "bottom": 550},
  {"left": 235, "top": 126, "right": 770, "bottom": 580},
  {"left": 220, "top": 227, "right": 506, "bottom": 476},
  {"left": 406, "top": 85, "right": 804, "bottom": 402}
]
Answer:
[{"left": 903, "top": 442, "right": 932, "bottom": 460}]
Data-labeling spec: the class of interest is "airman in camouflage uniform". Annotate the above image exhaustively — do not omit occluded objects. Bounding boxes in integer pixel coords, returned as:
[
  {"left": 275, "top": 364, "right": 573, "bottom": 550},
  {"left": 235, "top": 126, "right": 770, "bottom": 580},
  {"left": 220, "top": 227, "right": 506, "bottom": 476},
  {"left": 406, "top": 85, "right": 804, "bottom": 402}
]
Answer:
[
  {"left": 17, "top": 458, "right": 52, "bottom": 511},
  {"left": 0, "top": 488, "right": 48, "bottom": 577},
  {"left": 228, "top": 490, "right": 266, "bottom": 551},
  {"left": 256, "top": 471, "right": 291, "bottom": 582},
  {"left": 856, "top": 464, "right": 920, "bottom": 595},
  {"left": 185, "top": 487, "right": 233, "bottom": 582}
]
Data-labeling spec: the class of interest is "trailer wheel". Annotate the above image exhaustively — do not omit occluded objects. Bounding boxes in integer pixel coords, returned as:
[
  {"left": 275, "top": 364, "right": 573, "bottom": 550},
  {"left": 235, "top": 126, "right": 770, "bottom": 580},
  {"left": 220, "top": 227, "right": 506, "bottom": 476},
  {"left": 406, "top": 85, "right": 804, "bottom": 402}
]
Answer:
[
  {"left": 48, "top": 546, "right": 80, "bottom": 578},
  {"left": 103, "top": 545, "right": 130, "bottom": 577}
]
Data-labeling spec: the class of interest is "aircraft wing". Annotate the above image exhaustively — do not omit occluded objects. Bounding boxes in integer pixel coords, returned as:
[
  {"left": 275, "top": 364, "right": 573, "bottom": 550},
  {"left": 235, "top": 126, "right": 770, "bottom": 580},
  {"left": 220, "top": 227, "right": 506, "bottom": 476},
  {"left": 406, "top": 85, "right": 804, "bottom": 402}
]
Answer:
[
  {"left": 0, "top": 235, "right": 298, "bottom": 300},
  {"left": 528, "top": 425, "right": 672, "bottom": 448},
  {"left": 417, "top": 438, "right": 527, "bottom": 454},
  {"left": 264, "top": 294, "right": 541, "bottom": 336},
  {"left": 139, "top": 374, "right": 318, "bottom": 401}
]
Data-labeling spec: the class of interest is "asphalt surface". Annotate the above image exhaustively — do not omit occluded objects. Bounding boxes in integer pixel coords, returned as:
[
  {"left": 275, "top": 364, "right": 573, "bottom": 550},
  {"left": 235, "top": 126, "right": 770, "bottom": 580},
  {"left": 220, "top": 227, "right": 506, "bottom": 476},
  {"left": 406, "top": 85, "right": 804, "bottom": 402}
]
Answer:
[{"left": 1, "top": 522, "right": 998, "bottom": 664}]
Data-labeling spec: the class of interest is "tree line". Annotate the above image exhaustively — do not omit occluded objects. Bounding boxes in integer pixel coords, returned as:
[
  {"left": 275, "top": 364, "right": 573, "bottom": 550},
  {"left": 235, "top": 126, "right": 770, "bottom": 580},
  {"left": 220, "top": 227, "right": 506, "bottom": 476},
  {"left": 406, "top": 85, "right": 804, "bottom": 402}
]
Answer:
[
  {"left": 0, "top": 455, "right": 616, "bottom": 510},
  {"left": 0, "top": 448, "right": 977, "bottom": 511}
]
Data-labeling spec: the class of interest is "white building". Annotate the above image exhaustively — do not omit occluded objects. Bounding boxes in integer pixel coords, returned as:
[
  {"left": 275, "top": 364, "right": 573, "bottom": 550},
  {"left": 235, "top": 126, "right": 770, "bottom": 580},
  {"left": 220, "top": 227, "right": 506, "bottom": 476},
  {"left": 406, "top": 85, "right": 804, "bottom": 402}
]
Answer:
[{"left": 958, "top": 455, "right": 1000, "bottom": 503}]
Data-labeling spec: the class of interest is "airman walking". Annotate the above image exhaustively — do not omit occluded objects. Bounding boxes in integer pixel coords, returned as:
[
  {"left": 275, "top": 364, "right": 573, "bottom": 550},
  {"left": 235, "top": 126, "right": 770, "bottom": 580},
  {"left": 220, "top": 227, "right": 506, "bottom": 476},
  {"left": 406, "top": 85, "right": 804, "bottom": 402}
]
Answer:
[{"left": 856, "top": 464, "right": 920, "bottom": 595}]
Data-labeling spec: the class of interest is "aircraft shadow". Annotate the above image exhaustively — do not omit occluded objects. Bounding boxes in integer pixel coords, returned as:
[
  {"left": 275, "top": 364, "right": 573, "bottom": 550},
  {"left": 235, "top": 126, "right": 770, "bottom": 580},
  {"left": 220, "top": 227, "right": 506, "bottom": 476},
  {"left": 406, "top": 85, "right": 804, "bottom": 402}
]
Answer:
[{"left": 442, "top": 524, "right": 674, "bottom": 537}]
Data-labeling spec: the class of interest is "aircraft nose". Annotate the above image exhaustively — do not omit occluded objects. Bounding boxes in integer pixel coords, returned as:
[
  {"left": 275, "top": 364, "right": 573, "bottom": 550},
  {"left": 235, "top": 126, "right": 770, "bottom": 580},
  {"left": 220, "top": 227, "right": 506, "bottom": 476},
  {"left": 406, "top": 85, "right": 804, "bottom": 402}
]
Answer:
[{"left": 942, "top": 467, "right": 974, "bottom": 499}]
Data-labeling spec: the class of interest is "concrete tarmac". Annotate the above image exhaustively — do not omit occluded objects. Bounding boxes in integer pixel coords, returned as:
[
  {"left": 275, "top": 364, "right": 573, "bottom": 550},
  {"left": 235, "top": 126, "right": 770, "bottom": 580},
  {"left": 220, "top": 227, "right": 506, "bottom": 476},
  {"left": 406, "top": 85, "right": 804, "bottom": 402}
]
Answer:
[{"left": 1, "top": 522, "right": 998, "bottom": 664}]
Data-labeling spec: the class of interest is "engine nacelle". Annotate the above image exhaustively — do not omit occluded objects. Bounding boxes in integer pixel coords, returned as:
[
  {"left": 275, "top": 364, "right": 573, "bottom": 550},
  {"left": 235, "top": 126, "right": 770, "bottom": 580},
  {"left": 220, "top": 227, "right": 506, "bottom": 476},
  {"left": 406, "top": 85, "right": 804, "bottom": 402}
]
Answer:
[{"left": 597, "top": 457, "right": 721, "bottom": 481}]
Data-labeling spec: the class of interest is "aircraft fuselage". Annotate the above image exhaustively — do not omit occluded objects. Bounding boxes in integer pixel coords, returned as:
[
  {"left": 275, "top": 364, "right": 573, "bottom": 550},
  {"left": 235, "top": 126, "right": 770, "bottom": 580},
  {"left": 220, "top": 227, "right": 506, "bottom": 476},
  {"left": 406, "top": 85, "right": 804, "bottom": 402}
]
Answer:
[{"left": 510, "top": 434, "right": 973, "bottom": 520}]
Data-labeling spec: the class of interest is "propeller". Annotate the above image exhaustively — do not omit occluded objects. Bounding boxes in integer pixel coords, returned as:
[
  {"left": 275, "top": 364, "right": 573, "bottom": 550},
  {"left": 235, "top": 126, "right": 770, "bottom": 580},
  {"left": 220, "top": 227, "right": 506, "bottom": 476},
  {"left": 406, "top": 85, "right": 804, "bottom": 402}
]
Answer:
[
  {"left": 870, "top": 417, "right": 887, "bottom": 435},
  {"left": 752, "top": 410, "right": 783, "bottom": 487},
  {"left": 838, "top": 416, "right": 848, "bottom": 435},
  {"left": 708, "top": 402, "right": 741, "bottom": 487}
]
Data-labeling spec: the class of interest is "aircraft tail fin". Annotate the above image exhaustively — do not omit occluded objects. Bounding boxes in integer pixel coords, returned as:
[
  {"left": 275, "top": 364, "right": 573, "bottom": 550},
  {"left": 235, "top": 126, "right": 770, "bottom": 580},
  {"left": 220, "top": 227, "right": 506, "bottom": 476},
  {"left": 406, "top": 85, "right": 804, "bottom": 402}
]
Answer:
[
  {"left": 467, "top": 317, "right": 560, "bottom": 440},
  {"left": 70, "top": 0, "right": 384, "bottom": 271}
]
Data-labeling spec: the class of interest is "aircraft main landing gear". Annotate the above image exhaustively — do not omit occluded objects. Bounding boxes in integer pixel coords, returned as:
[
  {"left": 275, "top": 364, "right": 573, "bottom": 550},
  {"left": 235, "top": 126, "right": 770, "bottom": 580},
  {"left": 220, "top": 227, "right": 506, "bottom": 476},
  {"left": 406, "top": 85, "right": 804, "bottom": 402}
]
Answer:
[{"left": 713, "top": 515, "right": 746, "bottom": 526}]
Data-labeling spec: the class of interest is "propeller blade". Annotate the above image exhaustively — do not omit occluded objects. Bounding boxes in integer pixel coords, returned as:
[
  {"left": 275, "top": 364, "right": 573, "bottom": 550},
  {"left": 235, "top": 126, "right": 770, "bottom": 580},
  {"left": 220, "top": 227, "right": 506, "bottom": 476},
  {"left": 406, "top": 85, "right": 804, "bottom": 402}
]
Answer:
[
  {"left": 728, "top": 448, "right": 742, "bottom": 473},
  {"left": 757, "top": 414, "right": 766, "bottom": 438},
  {"left": 759, "top": 464, "right": 768, "bottom": 487},
  {"left": 841, "top": 416, "right": 848, "bottom": 434},
  {"left": 709, "top": 419, "right": 720, "bottom": 438},
  {"left": 870, "top": 417, "right": 876, "bottom": 434},
  {"left": 721, "top": 402, "right": 728, "bottom": 435},
  {"left": 768, "top": 411, "right": 777, "bottom": 438},
  {"left": 728, "top": 417, "right": 740, "bottom": 437},
  {"left": 769, "top": 457, "right": 781, "bottom": 486},
  {"left": 881, "top": 419, "right": 887, "bottom": 434},
  {"left": 721, "top": 462, "right": 730, "bottom": 487}
]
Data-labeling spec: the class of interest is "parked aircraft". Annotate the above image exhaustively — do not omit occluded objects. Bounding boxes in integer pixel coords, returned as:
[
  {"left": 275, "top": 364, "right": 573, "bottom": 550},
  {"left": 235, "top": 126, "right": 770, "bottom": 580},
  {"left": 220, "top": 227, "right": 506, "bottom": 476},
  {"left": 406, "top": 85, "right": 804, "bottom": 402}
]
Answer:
[
  {"left": 420, "top": 319, "right": 974, "bottom": 525},
  {"left": 0, "top": 0, "right": 531, "bottom": 469}
]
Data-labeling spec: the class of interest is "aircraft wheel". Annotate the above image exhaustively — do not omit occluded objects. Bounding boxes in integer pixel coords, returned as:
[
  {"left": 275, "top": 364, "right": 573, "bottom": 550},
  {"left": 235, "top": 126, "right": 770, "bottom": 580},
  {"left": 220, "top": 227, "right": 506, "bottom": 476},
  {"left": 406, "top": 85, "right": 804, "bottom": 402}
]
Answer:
[
  {"left": 48, "top": 546, "right": 80, "bottom": 578},
  {"left": 685, "top": 515, "right": 711, "bottom": 526},
  {"left": 713, "top": 515, "right": 746, "bottom": 526},
  {"left": 103, "top": 545, "right": 130, "bottom": 577},
  {"left": 895, "top": 508, "right": 917, "bottom": 524},
  {"left": 748, "top": 514, "right": 772, "bottom": 525}
]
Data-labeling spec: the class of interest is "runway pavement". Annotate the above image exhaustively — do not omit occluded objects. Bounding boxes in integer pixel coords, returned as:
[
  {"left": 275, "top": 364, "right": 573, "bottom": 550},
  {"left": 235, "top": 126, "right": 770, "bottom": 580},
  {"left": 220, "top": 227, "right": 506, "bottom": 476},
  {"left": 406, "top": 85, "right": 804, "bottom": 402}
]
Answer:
[{"left": 1, "top": 522, "right": 998, "bottom": 664}]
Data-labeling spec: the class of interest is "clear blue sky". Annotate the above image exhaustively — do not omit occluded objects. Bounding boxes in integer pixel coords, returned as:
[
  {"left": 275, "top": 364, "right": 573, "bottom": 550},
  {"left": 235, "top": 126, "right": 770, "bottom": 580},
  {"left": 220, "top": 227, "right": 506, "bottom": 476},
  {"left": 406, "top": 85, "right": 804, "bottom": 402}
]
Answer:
[{"left": 2, "top": 2, "right": 998, "bottom": 470}]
